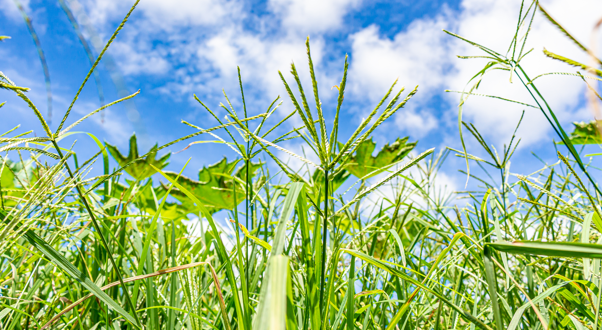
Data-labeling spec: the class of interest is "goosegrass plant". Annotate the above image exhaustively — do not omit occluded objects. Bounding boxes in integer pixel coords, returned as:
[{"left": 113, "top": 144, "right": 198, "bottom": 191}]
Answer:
[
  {"left": 444, "top": 0, "right": 602, "bottom": 329},
  {"left": 5, "top": 0, "right": 602, "bottom": 329}
]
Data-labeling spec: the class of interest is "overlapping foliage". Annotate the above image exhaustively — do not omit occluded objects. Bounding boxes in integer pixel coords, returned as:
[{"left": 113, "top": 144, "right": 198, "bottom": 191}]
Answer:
[{"left": 3, "top": 1, "right": 602, "bottom": 330}]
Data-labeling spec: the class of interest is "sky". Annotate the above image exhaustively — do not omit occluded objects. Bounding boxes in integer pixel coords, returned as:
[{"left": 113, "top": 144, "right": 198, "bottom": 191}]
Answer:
[{"left": 2, "top": 0, "right": 602, "bottom": 201}]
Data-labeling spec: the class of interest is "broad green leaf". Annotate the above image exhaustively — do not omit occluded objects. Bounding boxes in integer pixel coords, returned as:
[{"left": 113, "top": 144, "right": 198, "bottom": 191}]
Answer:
[
  {"left": 0, "top": 158, "right": 39, "bottom": 208},
  {"left": 307, "top": 167, "right": 350, "bottom": 204},
  {"left": 254, "top": 183, "right": 303, "bottom": 330},
  {"left": 132, "top": 180, "right": 194, "bottom": 221},
  {"left": 106, "top": 133, "right": 170, "bottom": 180},
  {"left": 255, "top": 256, "right": 289, "bottom": 330},
  {"left": 0, "top": 163, "right": 14, "bottom": 188},
  {"left": 339, "top": 137, "right": 416, "bottom": 179},
  {"left": 560, "top": 121, "right": 602, "bottom": 145},
  {"left": 166, "top": 157, "right": 261, "bottom": 214}
]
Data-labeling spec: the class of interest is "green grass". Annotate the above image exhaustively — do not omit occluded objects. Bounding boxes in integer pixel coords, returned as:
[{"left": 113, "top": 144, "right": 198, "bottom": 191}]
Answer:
[{"left": 3, "top": 0, "right": 602, "bottom": 329}]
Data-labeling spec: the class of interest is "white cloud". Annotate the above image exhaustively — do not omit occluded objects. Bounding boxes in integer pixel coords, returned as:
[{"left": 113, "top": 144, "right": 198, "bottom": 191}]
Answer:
[
  {"left": 197, "top": 28, "right": 324, "bottom": 98},
  {"left": 345, "top": 0, "right": 602, "bottom": 148},
  {"left": 269, "top": 0, "right": 362, "bottom": 34},
  {"left": 0, "top": 0, "right": 30, "bottom": 21},
  {"left": 137, "top": 0, "right": 236, "bottom": 27},
  {"left": 82, "top": 0, "right": 239, "bottom": 28},
  {"left": 110, "top": 41, "right": 170, "bottom": 75},
  {"left": 443, "top": 0, "right": 602, "bottom": 147},
  {"left": 70, "top": 0, "right": 602, "bottom": 151},
  {"left": 348, "top": 16, "right": 451, "bottom": 102},
  {"left": 394, "top": 108, "right": 438, "bottom": 138}
]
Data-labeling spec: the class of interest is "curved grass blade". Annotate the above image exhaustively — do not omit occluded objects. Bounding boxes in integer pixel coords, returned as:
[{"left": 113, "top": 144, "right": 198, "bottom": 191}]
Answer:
[
  {"left": 254, "top": 255, "right": 289, "bottom": 330},
  {"left": 151, "top": 164, "right": 247, "bottom": 330},
  {"left": 254, "top": 183, "right": 303, "bottom": 329},
  {"left": 5, "top": 220, "right": 140, "bottom": 327},
  {"left": 41, "top": 261, "right": 225, "bottom": 329},
  {"left": 487, "top": 241, "right": 602, "bottom": 258},
  {"left": 343, "top": 248, "right": 493, "bottom": 330},
  {"left": 483, "top": 245, "right": 504, "bottom": 330}
]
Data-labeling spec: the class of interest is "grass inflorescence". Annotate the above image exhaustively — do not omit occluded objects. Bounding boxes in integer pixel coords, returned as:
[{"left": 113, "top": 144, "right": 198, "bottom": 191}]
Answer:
[{"left": 3, "top": 1, "right": 602, "bottom": 329}]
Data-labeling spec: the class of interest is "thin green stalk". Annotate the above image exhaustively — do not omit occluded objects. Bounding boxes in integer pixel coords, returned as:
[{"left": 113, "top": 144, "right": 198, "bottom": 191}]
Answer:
[
  {"left": 320, "top": 169, "right": 329, "bottom": 318},
  {"left": 50, "top": 140, "right": 141, "bottom": 328}
]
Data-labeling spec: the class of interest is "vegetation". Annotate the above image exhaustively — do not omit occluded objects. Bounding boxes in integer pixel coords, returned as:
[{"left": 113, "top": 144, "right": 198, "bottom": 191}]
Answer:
[{"left": 3, "top": 0, "right": 602, "bottom": 329}]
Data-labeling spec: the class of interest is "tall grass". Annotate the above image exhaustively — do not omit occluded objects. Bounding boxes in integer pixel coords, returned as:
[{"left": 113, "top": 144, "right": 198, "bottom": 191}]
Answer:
[{"left": 2, "top": 0, "right": 602, "bottom": 329}]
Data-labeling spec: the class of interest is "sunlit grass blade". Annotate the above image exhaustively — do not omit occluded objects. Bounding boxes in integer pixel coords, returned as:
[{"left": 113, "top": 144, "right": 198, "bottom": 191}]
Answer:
[
  {"left": 151, "top": 164, "right": 246, "bottom": 330},
  {"left": 346, "top": 255, "right": 356, "bottom": 330},
  {"left": 41, "top": 260, "right": 222, "bottom": 329},
  {"left": 487, "top": 241, "right": 602, "bottom": 258},
  {"left": 12, "top": 223, "right": 139, "bottom": 327},
  {"left": 343, "top": 248, "right": 493, "bottom": 330},
  {"left": 254, "top": 255, "right": 289, "bottom": 330},
  {"left": 483, "top": 245, "right": 504, "bottom": 330}
]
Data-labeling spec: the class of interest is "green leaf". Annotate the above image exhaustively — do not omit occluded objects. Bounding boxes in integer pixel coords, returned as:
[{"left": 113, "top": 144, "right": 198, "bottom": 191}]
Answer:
[
  {"left": 560, "top": 121, "right": 602, "bottom": 145},
  {"left": 0, "top": 158, "right": 37, "bottom": 208},
  {"left": 487, "top": 241, "right": 602, "bottom": 258},
  {"left": 483, "top": 245, "right": 504, "bottom": 330},
  {"left": 106, "top": 133, "right": 170, "bottom": 181},
  {"left": 0, "top": 210, "right": 140, "bottom": 327},
  {"left": 254, "top": 183, "right": 303, "bottom": 330},
  {"left": 0, "top": 163, "right": 14, "bottom": 189},
  {"left": 166, "top": 157, "right": 261, "bottom": 214},
  {"left": 346, "top": 255, "right": 356, "bottom": 330},
  {"left": 343, "top": 248, "right": 493, "bottom": 330},
  {"left": 152, "top": 164, "right": 247, "bottom": 330},
  {"left": 307, "top": 168, "right": 350, "bottom": 204},
  {"left": 254, "top": 255, "right": 289, "bottom": 330},
  {"left": 338, "top": 137, "right": 416, "bottom": 179}
]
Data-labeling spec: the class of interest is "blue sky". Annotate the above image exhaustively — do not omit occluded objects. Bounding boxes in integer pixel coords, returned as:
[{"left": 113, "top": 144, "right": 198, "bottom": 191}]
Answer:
[{"left": 2, "top": 0, "right": 602, "bottom": 195}]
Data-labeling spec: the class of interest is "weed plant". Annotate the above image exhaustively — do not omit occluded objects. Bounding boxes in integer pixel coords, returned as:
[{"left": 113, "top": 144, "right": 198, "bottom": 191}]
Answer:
[{"left": 3, "top": 1, "right": 602, "bottom": 329}]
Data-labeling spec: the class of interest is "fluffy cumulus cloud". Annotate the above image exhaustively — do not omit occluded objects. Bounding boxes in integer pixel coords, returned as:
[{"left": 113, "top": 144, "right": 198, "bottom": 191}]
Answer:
[
  {"left": 76, "top": 0, "right": 600, "bottom": 173},
  {"left": 268, "top": 0, "right": 362, "bottom": 34},
  {"left": 345, "top": 0, "right": 602, "bottom": 147},
  {"left": 394, "top": 109, "right": 438, "bottom": 139},
  {"left": 348, "top": 15, "right": 451, "bottom": 100},
  {"left": 0, "top": 0, "right": 30, "bottom": 21},
  {"left": 445, "top": 0, "right": 602, "bottom": 147},
  {"left": 10, "top": 0, "right": 602, "bottom": 152},
  {"left": 82, "top": 0, "right": 239, "bottom": 28}
]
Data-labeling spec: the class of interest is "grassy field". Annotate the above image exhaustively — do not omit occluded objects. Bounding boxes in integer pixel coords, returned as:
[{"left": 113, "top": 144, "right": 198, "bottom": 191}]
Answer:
[{"left": 3, "top": 0, "right": 602, "bottom": 329}]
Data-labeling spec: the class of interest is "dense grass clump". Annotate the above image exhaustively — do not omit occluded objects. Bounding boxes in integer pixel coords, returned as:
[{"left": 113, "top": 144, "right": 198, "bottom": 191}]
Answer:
[{"left": 3, "top": 1, "right": 602, "bottom": 329}]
